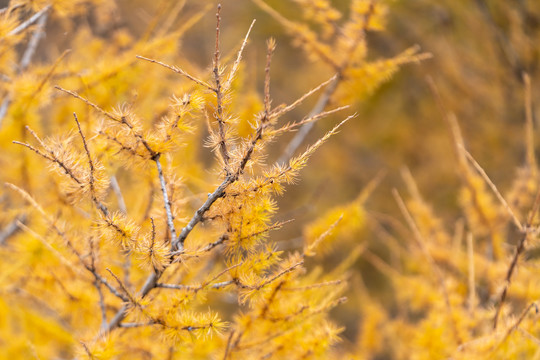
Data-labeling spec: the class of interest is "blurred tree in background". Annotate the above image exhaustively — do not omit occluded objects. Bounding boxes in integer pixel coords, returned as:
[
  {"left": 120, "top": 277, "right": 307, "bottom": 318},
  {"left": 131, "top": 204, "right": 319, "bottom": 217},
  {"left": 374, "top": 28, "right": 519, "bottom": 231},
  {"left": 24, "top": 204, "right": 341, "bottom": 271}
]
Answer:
[{"left": 1, "top": 0, "right": 540, "bottom": 359}]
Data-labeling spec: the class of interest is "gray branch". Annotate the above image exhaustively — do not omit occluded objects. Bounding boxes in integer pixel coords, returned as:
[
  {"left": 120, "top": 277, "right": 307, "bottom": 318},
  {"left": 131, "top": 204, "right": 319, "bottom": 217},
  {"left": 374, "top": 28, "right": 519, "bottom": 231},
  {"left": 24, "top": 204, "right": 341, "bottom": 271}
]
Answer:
[{"left": 278, "top": 75, "right": 340, "bottom": 164}]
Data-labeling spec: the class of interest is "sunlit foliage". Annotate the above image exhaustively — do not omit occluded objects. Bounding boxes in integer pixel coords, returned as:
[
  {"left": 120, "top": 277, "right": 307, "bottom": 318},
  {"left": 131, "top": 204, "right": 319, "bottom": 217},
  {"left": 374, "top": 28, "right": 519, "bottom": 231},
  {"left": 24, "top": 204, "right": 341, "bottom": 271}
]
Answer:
[{"left": 2, "top": 0, "right": 540, "bottom": 359}]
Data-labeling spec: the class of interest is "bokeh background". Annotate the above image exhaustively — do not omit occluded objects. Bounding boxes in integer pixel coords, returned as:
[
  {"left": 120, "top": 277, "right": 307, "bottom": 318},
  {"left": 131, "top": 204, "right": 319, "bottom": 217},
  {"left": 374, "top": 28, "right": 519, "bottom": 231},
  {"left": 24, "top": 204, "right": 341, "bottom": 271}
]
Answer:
[{"left": 1, "top": 0, "right": 540, "bottom": 357}]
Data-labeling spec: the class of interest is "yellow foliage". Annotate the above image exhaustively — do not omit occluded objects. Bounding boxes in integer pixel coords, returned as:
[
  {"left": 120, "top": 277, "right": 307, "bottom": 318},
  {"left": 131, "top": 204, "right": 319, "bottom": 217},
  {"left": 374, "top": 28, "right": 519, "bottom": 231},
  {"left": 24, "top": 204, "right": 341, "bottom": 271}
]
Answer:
[{"left": 3, "top": 0, "right": 540, "bottom": 359}]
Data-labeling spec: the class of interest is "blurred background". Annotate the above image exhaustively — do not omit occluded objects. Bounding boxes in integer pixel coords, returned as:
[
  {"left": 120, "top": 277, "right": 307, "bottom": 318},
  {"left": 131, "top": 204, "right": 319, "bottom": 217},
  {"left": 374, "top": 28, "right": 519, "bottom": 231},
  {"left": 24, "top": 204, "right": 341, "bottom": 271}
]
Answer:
[{"left": 1, "top": 0, "right": 540, "bottom": 352}]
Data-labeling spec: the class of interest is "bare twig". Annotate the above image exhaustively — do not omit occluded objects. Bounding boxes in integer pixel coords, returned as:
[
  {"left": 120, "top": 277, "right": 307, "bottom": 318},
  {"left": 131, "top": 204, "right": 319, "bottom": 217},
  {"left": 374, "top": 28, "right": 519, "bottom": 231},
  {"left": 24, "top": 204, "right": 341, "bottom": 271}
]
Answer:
[
  {"left": 272, "top": 105, "right": 349, "bottom": 136},
  {"left": 155, "top": 155, "right": 177, "bottom": 242},
  {"left": 173, "top": 234, "right": 228, "bottom": 258},
  {"left": 74, "top": 113, "right": 110, "bottom": 216},
  {"left": 102, "top": 305, "right": 128, "bottom": 334},
  {"left": 258, "top": 261, "right": 303, "bottom": 289},
  {"left": 282, "top": 279, "right": 344, "bottom": 291},
  {"left": 55, "top": 86, "right": 118, "bottom": 121},
  {"left": 461, "top": 146, "right": 523, "bottom": 231},
  {"left": 263, "top": 38, "right": 276, "bottom": 118},
  {"left": 493, "top": 188, "right": 540, "bottom": 329},
  {"left": 304, "top": 214, "right": 342, "bottom": 256},
  {"left": 135, "top": 56, "right": 214, "bottom": 90},
  {"left": 223, "top": 330, "right": 235, "bottom": 360},
  {"left": 523, "top": 73, "right": 536, "bottom": 173},
  {"left": 105, "top": 268, "right": 133, "bottom": 303},
  {"left": 213, "top": 4, "right": 231, "bottom": 174},
  {"left": 493, "top": 302, "right": 539, "bottom": 353},
  {"left": 224, "top": 19, "right": 256, "bottom": 91},
  {"left": 14, "top": 126, "right": 82, "bottom": 185},
  {"left": 92, "top": 272, "right": 129, "bottom": 303}
]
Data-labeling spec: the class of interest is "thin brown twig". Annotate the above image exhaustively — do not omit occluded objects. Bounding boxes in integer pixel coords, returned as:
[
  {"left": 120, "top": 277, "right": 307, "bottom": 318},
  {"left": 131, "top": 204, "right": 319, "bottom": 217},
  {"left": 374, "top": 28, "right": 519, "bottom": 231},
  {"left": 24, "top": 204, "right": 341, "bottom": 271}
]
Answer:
[
  {"left": 493, "top": 302, "right": 539, "bottom": 353},
  {"left": 258, "top": 261, "right": 303, "bottom": 289},
  {"left": 173, "top": 234, "right": 228, "bottom": 259},
  {"left": 213, "top": 4, "right": 231, "bottom": 174},
  {"left": 135, "top": 56, "right": 214, "bottom": 90},
  {"left": 14, "top": 126, "right": 83, "bottom": 185},
  {"left": 427, "top": 77, "right": 501, "bottom": 255},
  {"left": 159, "top": 261, "right": 242, "bottom": 294},
  {"left": 74, "top": 113, "right": 109, "bottom": 216},
  {"left": 12, "top": 140, "right": 52, "bottom": 161},
  {"left": 106, "top": 268, "right": 134, "bottom": 303},
  {"left": 224, "top": 19, "right": 256, "bottom": 91},
  {"left": 493, "top": 188, "right": 540, "bottom": 329},
  {"left": 272, "top": 105, "right": 349, "bottom": 137},
  {"left": 282, "top": 279, "right": 344, "bottom": 291},
  {"left": 517, "top": 328, "right": 540, "bottom": 347},
  {"left": 91, "top": 272, "right": 129, "bottom": 303},
  {"left": 264, "top": 38, "right": 276, "bottom": 118},
  {"left": 523, "top": 73, "right": 536, "bottom": 173},
  {"left": 58, "top": 87, "right": 158, "bottom": 159},
  {"left": 304, "top": 214, "right": 342, "bottom": 256},
  {"left": 223, "top": 330, "right": 235, "bottom": 360},
  {"left": 461, "top": 146, "right": 523, "bottom": 231},
  {"left": 55, "top": 86, "right": 118, "bottom": 121}
]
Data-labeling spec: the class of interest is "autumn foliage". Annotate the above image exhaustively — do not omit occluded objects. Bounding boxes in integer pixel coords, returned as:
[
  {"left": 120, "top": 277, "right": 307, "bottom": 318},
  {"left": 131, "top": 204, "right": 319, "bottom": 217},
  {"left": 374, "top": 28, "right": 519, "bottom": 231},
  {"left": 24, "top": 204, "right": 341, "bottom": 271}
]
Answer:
[{"left": 1, "top": 0, "right": 540, "bottom": 359}]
